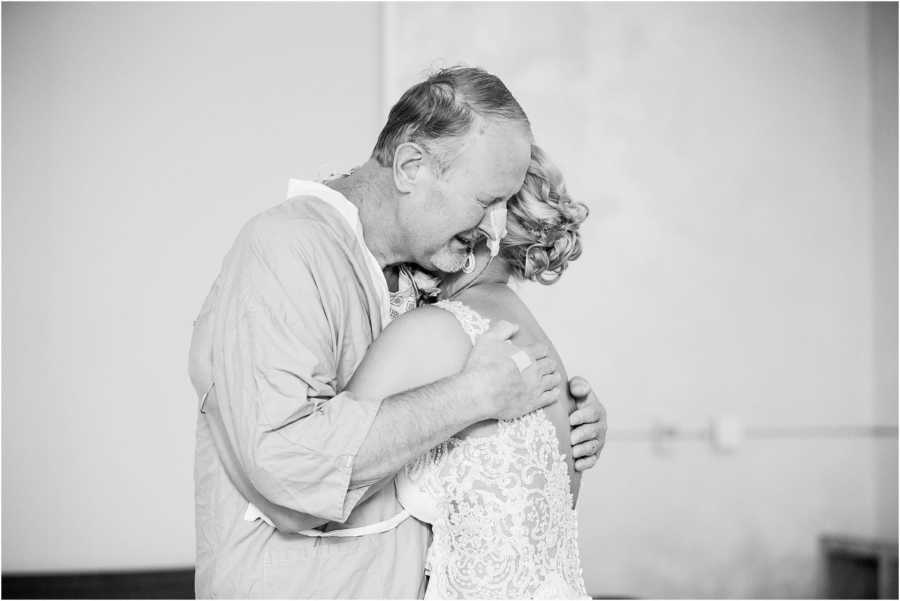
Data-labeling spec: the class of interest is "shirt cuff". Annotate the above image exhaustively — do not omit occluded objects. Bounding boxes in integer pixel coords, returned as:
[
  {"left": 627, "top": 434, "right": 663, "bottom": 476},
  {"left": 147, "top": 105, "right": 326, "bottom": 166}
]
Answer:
[{"left": 253, "top": 390, "right": 383, "bottom": 522}]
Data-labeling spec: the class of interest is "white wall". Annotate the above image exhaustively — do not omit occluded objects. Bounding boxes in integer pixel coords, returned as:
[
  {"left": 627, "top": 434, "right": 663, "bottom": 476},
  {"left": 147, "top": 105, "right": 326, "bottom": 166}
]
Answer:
[
  {"left": 383, "top": 2, "right": 897, "bottom": 597},
  {"left": 869, "top": 2, "right": 899, "bottom": 543},
  {"left": 2, "top": 2, "right": 383, "bottom": 572},
  {"left": 3, "top": 2, "right": 896, "bottom": 596}
]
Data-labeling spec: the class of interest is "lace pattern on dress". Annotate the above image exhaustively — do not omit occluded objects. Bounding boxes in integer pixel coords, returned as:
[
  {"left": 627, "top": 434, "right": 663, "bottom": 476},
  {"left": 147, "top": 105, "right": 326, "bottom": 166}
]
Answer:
[
  {"left": 401, "top": 300, "right": 588, "bottom": 600},
  {"left": 433, "top": 300, "right": 491, "bottom": 345}
]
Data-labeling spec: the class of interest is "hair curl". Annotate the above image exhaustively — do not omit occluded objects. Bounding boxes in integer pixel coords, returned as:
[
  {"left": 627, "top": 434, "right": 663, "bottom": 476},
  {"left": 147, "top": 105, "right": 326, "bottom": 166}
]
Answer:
[
  {"left": 371, "top": 66, "right": 531, "bottom": 174},
  {"left": 500, "top": 145, "right": 588, "bottom": 285}
]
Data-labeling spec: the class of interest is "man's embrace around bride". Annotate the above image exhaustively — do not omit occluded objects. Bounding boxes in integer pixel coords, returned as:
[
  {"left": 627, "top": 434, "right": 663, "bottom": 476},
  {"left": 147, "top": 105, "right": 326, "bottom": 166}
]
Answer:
[
  {"left": 189, "top": 66, "right": 606, "bottom": 599},
  {"left": 351, "top": 143, "right": 590, "bottom": 598}
]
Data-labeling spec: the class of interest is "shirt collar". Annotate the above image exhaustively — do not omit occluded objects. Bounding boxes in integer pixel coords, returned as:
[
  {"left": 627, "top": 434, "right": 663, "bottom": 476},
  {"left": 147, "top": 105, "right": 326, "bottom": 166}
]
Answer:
[{"left": 286, "top": 178, "right": 392, "bottom": 325}]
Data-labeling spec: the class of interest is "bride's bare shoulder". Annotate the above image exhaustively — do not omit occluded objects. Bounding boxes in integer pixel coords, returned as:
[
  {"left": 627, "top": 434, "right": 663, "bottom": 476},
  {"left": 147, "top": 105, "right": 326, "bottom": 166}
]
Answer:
[
  {"left": 372, "top": 305, "right": 471, "bottom": 367},
  {"left": 347, "top": 305, "right": 473, "bottom": 398}
]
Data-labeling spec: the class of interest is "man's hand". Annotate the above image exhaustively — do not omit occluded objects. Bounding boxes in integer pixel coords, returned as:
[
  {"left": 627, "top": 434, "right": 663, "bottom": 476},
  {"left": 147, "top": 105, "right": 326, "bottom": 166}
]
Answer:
[
  {"left": 568, "top": 376, "right": 607, "bottom": 471},
  {"left": 464, "top": 320, "right": 561, "bottom": 420}
]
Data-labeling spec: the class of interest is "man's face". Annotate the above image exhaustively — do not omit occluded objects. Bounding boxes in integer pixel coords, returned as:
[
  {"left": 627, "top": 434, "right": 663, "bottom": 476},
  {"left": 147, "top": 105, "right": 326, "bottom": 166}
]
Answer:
[{"left": 403, "top": 121, "right": 531, "bottom": 273}]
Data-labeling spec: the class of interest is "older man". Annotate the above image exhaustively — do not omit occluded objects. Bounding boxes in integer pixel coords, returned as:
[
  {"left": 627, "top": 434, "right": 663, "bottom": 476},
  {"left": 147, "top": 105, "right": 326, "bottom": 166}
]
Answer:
[{"left": 189, "top": 66, "right": 606, "bottom": 599}]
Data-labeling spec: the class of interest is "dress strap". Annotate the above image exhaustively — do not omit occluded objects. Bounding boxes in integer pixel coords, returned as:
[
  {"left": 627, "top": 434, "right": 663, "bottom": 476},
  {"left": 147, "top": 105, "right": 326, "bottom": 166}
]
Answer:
[{"left": 433, "top": 300, "right": 490, "bottom": 345}]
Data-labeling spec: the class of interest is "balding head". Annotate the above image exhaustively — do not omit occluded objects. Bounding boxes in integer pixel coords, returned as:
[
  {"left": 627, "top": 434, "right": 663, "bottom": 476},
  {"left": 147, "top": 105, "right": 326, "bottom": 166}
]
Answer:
[{"left": 372, "top": 66, "right": 533, "bottom": 175}]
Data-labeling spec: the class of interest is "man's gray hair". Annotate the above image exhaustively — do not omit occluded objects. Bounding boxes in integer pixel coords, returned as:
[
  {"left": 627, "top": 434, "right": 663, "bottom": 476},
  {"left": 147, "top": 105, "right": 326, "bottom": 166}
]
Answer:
[{"left": 371, "top": 66, "right": 531, "bottom": 174}]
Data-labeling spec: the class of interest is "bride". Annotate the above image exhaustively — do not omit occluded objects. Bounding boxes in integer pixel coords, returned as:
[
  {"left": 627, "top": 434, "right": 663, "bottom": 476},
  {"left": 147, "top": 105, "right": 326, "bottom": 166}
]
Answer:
[{"left": 346, "top": 144, "right": 589, "bottom": 599}]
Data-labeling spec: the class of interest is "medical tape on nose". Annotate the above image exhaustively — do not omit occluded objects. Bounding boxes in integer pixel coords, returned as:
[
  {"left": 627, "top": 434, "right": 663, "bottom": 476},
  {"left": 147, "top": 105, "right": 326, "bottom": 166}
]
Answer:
[{"left": 486, "top": 203, "right": 508, "bottom": 258}]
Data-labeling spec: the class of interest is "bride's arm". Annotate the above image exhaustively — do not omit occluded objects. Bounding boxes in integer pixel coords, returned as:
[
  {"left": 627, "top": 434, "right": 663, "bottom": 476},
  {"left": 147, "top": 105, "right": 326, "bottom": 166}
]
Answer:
[{"left": 349, "top": 304, "right": 582, "bottom": 505}]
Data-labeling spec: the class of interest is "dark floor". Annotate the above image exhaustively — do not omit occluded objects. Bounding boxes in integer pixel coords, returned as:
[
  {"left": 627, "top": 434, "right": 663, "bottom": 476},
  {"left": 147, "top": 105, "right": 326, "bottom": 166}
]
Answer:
[{"left": 2, "top": 568, "right": 194, "bottom": 599}]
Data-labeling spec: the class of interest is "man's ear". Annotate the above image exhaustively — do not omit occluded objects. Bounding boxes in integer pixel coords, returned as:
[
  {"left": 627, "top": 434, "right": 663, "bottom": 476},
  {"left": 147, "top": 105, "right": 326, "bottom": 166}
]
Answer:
[{"left": 393, "top": 142, "right": 427, "bottom": 193}]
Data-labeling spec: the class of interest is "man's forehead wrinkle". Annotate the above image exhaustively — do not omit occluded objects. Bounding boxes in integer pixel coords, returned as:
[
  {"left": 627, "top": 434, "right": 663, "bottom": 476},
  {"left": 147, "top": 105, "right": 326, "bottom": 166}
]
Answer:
[{"left": 439, "top": 121, "right": 485, "bottom": 177}]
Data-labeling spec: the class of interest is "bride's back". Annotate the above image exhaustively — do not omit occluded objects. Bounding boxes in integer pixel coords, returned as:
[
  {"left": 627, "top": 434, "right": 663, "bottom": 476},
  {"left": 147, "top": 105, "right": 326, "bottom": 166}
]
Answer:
[
  {"left": 392, "top": 287, "right": 589, "bottom": 599},
  {"left": 452, "top": 282, "right": 581, "bottom": 497}
]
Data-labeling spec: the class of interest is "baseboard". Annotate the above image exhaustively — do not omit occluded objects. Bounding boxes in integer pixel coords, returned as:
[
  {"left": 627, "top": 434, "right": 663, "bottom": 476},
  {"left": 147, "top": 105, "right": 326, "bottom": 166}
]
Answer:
[
  {"left": 1, "top": 568, "right": 635, "bottom": 599},
  {"left": 1, "top": 568, "right": 194, "bottom": 599}
]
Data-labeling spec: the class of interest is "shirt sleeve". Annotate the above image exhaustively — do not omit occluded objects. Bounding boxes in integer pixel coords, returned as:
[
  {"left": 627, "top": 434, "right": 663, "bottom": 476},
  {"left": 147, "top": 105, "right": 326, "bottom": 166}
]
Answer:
[{"left": 211, "top": 213, "right": 384, "bottom": 523}]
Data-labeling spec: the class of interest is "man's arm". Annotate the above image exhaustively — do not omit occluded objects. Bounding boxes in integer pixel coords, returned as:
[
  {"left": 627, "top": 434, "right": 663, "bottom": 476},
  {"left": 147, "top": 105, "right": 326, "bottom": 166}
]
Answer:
[
  {"left": 347, "top": 307, "right": 561, "bottom": 486},
  {"left": 193, "top": 216, "right": 559, "bottom": 526},
  {"left": 193, "top": 318, "right": 557, "bottom": 530}
]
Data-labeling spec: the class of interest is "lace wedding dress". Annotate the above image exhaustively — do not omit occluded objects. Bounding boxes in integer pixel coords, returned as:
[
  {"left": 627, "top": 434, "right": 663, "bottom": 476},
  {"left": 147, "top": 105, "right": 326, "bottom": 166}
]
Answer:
[{"left": 396, "top": 300, "right": 589, "bottom": 600}]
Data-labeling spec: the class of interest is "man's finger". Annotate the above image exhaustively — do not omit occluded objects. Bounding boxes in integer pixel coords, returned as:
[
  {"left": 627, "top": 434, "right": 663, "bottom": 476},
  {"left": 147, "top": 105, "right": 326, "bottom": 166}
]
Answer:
[
  {"left": 572, "top": 437, "right": 602, "bottom": 459},
  {"left": 568, "top": 375, "right": 591, "bottom": 399},
  {"left": 531, "top": 356, "right": 557, "bottom": 378},
  {"left": 539, "top": 389, "right": 560, "bottom": 407},
  {"left": 524, "top": 343, "right": 550, "bottom": 362},
  {"left": 542, "top": 373, "right": 562, "bottom": 392},
  {"left": 570, "top": 421, "right": 601, "bottom": 446},
  {"left": 569, "top": 402, "right": 605, "bottom": 427},
  {"left": 483, "top": 320, "right": 519, "bottom": 342},
  {"left": 574, "top": 455, "right": 598, "bottom": 472}
]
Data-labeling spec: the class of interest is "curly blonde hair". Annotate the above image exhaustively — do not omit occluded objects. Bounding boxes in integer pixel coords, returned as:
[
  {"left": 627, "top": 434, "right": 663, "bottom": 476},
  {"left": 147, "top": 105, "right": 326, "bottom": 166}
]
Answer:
[{"left": 501, "top": 145, "right": 588, "bottom": 284}]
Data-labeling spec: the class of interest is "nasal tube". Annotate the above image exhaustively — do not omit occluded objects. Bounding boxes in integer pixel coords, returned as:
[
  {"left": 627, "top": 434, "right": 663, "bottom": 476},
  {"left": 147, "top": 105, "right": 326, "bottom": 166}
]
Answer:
[{"left": 487, "top": 203, "right": 508, "bottom": 258}]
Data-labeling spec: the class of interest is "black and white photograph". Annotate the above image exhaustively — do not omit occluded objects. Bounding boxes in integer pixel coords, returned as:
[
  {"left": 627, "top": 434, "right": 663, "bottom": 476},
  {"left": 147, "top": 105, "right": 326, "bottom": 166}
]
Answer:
[{"left": 2, "top": 1, "right": 898, "bottom": 599}]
